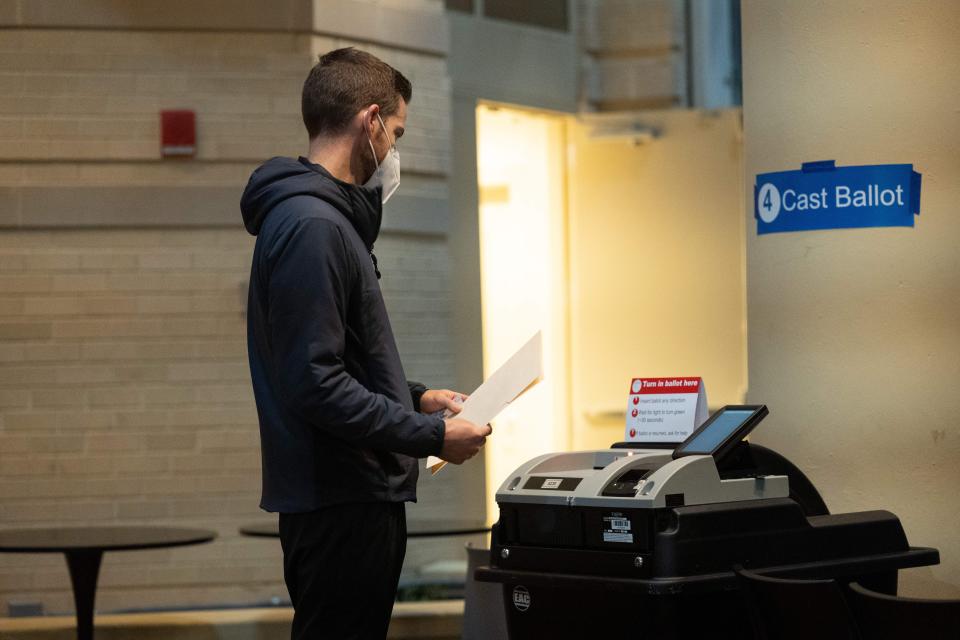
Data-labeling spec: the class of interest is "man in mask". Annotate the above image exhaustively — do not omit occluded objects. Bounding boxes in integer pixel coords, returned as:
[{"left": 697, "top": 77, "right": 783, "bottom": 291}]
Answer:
[{"left": 241, "top": 47, "right": 490, "bottom": 639}]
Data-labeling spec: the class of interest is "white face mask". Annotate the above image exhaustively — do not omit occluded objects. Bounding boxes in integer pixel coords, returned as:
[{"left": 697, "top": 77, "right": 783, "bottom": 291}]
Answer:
[{"left": 364, "top": 113, "right": 400, "bottom": 204}]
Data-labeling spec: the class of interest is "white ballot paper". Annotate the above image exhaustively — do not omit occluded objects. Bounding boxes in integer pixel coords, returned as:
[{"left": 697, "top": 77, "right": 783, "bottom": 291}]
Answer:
[{"left": 426, "top": 331, "right": 543, "bottom": 475}]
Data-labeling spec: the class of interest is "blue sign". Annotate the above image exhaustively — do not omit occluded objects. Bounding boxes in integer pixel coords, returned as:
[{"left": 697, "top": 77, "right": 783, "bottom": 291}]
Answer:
[{"left": 754, "top": 160, "right": 921, "bottom": 235}]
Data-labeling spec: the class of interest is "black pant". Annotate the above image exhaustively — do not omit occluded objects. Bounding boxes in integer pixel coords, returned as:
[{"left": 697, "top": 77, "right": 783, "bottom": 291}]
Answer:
[{"left": 279, "top": 501, "right": 407, "bottom": 640}]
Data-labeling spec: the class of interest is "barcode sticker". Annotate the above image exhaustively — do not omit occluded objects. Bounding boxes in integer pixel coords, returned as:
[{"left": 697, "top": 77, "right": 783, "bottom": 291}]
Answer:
[{"left": 602, "top": 513, "right": 634, "bottom": 544}]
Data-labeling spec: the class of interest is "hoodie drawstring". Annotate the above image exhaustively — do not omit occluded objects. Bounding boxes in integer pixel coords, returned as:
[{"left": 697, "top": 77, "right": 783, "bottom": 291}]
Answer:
[{"left": 370, "top": 250, "right": 381, "bottom": 280}]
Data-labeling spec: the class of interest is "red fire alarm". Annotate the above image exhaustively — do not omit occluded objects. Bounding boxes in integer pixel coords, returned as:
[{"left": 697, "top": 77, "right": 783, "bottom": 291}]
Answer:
[{"left": 160, "top": 110, "right": 196, "bottom": 157}]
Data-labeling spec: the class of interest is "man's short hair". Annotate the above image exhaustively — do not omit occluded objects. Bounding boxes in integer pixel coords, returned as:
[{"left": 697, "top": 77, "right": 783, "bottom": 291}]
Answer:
[{"left": 301, "top": 47, "right": 412, "bottom": 139}]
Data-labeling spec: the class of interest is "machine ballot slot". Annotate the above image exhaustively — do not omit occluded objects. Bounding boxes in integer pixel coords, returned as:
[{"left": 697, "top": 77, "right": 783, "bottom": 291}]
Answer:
[{"left": 601, "top": 468, "right": 652, "bottom": 497}]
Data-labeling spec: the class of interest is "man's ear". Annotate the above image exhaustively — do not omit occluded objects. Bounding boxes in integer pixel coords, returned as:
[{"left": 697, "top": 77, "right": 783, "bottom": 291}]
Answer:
[{"left": 364, "top": 104, "right": 381, "bottom": 135}]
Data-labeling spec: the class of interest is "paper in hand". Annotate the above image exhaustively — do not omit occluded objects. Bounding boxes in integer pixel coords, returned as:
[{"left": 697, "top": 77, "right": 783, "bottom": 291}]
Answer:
[{"left": 426, "top": 331, "right": 543, "bottom": 474}]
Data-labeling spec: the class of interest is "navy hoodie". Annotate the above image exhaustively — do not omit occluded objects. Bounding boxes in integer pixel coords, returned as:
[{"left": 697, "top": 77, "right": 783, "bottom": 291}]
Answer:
[{"left": 241, "top": 156, "right": 445, "bottom": 512}]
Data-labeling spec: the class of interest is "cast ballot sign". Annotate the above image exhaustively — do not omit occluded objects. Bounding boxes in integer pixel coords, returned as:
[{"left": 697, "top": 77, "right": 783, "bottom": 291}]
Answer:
[
  {"left": 625, "top": 377, "right": 708, "bottom": 443},
  {"left": 755, "top": 160, "right": 921, "bottom": 235}
]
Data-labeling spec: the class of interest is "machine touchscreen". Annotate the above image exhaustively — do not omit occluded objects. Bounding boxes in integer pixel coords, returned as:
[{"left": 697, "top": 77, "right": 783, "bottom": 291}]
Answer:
[{"left": 673, "top": 405, "right": 768, "bottom": 460}]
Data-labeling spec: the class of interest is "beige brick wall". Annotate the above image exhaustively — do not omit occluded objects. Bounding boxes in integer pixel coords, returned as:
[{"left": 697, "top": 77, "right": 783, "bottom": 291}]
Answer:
[
  {"left": 579, "top": 0, "right": 687, "bottom": 110},
  {"left": 0, "top": 28, "right": 449, "bottom": 173},
  {"left": 0, "top": 228, "right": 265, "bottom": 613},
  {"left": 0, "top": 30, "right": 308, "bottom": 162},
  {"left": 0, "top": 0, "right": 475, "bottom": 617},
  {"left": 0, "top": 228, "right": 464, "bottom": 614}
]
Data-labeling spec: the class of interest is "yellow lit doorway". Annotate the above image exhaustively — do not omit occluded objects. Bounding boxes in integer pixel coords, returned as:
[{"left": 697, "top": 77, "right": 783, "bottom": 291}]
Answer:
[
  {"left": 476, "top": 104, "right": 571, "bottom": 521},
  {"left": 475, "top": 106, "right": 747, "bottom": 520}
]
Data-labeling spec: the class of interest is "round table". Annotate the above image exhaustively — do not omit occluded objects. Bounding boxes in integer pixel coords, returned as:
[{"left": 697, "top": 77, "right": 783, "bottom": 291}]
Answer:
[
  {"left": 0, "top": 526, "right": 217, "bottom": 640},
  {"left": 240, "top": 519, "right": 490, "bottom": 539}
]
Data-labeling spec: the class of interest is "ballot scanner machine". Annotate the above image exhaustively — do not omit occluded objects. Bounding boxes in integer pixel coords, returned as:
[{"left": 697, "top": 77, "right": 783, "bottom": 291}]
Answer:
[{"left": 475, "top": 405, "right": 939, "bottom": 639}]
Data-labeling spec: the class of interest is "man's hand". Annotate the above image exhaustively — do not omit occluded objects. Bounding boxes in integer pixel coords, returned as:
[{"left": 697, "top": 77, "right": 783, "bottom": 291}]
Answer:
[
  {"left": 421, "top": 389, "right": 467, "bottom": 415},
  {"left": 439, "top": 418, "right": 491, "bottom": 464}
]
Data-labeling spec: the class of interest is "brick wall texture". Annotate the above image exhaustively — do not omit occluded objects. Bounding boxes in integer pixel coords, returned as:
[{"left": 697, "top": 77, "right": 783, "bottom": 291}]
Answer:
[
  {"left": 580, "top": 0, "right": 686, "bottom": 110},
  {"left": 0, "top": 0, "right": 470, "bottom": 616}
]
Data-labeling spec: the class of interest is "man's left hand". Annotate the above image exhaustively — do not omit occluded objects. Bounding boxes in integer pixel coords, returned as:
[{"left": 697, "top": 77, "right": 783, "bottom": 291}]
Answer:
[{"left": 420, "top": 389, "right": 467, "bottom": 415}]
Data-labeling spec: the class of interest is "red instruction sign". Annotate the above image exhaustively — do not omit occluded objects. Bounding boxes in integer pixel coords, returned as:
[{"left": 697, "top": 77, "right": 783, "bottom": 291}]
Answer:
[
  {"left": 625, "top": 377, "right": 708, "bottom": 443},
  {"left": 632, "top": 377, "right": 702, "bottom": 394}
]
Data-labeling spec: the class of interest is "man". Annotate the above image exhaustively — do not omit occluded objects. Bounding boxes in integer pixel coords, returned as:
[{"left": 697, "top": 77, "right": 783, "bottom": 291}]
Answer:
[{"left": 241, "top": 47, "right": 490, "bottom": 639}]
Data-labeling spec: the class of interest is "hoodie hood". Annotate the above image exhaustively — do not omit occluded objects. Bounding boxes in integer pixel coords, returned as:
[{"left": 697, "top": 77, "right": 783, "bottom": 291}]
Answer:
[{"left": 240, "top": 156, "right": 383, "bottom": 248}]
